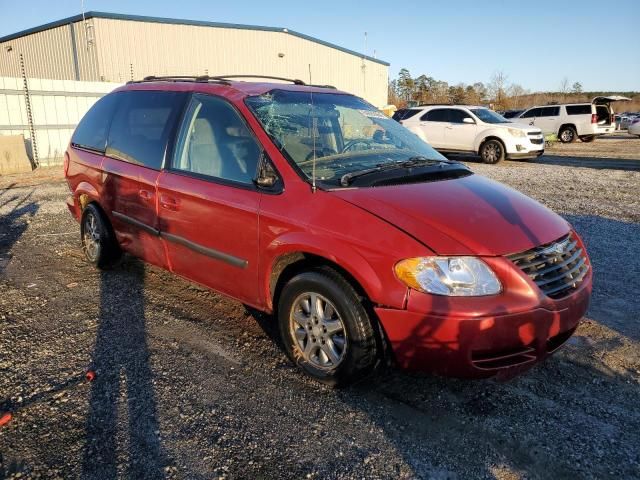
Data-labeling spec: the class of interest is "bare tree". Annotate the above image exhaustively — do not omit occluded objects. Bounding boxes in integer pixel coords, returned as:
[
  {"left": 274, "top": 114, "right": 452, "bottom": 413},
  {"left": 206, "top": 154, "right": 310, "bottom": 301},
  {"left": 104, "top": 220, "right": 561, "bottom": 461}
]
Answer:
[
  {"left": 559, "top": 77, "right": 570, "bottom": 101},
  {"left": 488, "top": 71, "right": 509, "bottom": 109}
]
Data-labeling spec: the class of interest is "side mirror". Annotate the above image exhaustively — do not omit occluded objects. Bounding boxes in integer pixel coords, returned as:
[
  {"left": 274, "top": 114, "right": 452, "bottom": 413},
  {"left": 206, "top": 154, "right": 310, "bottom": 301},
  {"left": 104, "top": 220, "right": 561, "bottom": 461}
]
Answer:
[
  {"left": 254, "top": 153, "right": 281, "bottom": 191},
  {"left": 463, "top": 117, "right": 475, "bottom": 124}
]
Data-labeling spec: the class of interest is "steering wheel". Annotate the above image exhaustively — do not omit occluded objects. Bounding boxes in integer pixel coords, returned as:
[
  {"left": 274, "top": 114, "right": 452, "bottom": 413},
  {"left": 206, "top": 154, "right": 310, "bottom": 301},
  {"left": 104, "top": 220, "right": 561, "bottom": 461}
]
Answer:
[
  {"left": 304, "top": 147, "right": 338, "bottom": 161},
  {"left": 342, "top": 139, "right": 372, "bottom": 153}
]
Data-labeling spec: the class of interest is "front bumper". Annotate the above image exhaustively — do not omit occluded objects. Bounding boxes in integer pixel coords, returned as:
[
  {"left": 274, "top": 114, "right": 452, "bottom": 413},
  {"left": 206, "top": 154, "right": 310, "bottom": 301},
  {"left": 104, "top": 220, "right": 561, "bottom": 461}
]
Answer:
[
  {"left": 503, "top": 136, "right": 545, "bottom": 159},
  {"left": 375, "top": 268, "right": 592, "bottom": 379}
]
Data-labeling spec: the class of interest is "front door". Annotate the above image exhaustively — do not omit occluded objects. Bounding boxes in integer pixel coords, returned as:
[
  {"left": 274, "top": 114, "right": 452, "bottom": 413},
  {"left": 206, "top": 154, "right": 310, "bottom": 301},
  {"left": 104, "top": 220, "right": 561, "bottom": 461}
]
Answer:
[
  {"left": 417, "top": 108, "right": 449, "bottom": 148},
  {"left": 534, "top": 106, "right": 560, "bottom": 135},
  {"left": 103, "top": 90, "right": 187, "bottom": 268},
  {"left": 444, "top": 108, "right": 478, "bottom": 151},
  {"left": 157, "top": 93, "right": 262, "bottom": 305}
]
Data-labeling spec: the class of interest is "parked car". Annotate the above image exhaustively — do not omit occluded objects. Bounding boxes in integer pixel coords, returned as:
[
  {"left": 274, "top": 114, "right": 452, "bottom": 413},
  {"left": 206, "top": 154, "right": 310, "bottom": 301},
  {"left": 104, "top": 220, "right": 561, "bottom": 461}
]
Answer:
[
  {"left": 395, "top": 105, "right": 544, "bottom": 163},
  {"left": 628, "top": 117, "right": 640, "bottom": 136},
  {"left": 511, "top": 96, "right": 631, "bottom": 143},
  {"left": 502, "top": 109, "right": 525, "bottom": 119},
  {"left": 65, "top": 76, "right": 592, "bottom": 386}
]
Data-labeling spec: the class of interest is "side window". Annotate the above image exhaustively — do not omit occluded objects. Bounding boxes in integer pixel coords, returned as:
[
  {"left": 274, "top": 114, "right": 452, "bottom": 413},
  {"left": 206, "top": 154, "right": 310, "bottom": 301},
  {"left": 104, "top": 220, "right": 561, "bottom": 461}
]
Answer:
[
  {"left": 172, "top": 94, "right": 261, "bottom": 185},
  {"left": 71, "top": 93, "right": 120, "bottom": 152},
  {"left": 449, "top": 109, "right": 473, "bottom": 124},
  {"left": 566, "top": 105, "right": 592, "bottom": 115},
  {"left": 539, "top": 106, "right": 560, "bottom": 117},
  {"left": 106, "top": 91, "right": 186, "bottom": 169},
  {"left": 521, "top": 108, "right": 541, "bottom": 118},
  {"left": 422, "top": 109, "right": 449, "bottom": 122}
]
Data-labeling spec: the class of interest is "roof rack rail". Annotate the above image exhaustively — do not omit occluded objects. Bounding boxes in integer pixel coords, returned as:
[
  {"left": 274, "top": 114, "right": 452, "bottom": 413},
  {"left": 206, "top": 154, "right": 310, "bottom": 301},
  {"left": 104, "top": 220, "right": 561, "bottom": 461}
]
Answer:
[
  {"left": 213, "top": 74, "right": 306, "bottom": 85},
  {"left": 128, "top": 74, "right": 337, "bottom": 89},
  {"left": 129, "top": 75, "right": 231, "bottom": 85}
]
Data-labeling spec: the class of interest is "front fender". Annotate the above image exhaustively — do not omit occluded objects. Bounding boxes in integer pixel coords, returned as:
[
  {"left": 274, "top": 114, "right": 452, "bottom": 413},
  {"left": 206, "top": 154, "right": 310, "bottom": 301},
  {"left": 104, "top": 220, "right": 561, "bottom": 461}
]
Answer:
[
  {"left": 263, "top": 231, "right": 401, "bottom": 311},
  {"left": 474, "top": 128, "right": 510, "bottom": 152}
]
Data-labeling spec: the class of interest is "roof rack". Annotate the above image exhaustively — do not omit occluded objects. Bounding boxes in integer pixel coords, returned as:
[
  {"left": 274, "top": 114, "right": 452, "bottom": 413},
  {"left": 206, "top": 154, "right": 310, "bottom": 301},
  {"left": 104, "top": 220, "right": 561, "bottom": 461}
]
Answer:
[
  {"left": 128, "top": 75, "right": 231, "bottom": 85},
  {"left": 129, "top": 74, "right": 336, "bottom": 89}
]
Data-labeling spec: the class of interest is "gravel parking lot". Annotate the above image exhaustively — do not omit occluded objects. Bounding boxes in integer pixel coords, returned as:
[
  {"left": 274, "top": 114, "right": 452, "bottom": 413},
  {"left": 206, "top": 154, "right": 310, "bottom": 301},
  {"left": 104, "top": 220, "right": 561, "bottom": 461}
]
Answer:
[{"left": 1, "top": 135, "right": 639, "bottom": 479}]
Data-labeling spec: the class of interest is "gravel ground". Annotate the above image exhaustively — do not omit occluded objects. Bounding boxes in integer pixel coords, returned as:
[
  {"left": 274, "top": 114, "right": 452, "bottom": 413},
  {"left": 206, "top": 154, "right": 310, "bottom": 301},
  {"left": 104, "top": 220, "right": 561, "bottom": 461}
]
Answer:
[{"left": 1, "top": 136, "right": 639, "bottom": 479}]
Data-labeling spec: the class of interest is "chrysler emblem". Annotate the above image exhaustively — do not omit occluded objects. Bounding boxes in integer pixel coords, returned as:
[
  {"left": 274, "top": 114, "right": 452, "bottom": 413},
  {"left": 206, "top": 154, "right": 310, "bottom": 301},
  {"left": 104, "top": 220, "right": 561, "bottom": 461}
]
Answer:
[{"left": 541, "top": 239, "right": 568, "bottom": 256}]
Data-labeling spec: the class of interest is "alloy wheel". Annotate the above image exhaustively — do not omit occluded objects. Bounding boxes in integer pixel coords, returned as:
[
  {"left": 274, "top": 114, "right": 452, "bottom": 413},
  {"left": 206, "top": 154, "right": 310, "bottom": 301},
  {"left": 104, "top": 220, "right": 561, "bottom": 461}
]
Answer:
[
  {"left": 483, "top": 142, "right": 501, "bottom": 163},
  {"left": 289, "top": 292, "right": 347, "bottom": 370},
  {"left": 83, "top": 212, "right": 101, "bottom": 262}
]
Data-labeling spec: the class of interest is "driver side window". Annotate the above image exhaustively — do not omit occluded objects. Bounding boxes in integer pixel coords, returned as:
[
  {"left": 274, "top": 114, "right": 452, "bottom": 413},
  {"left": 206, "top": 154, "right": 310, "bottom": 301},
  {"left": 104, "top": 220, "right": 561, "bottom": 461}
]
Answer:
[{"left": 172, "top": 94, "right": 261, "bottom": 185}]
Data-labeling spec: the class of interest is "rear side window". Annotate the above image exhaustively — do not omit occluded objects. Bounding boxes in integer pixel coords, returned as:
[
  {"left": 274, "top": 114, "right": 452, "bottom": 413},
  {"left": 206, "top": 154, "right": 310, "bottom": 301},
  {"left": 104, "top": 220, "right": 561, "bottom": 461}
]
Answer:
[
  {"left": 71, "top": 93, "right": 120, "bottom": 152},
  {"left": 106, "top": 91, "right": 186, "bottom": 169},
  {"left": 392, "top": 109, "right": 422, "bottom": 121},
  {"left": 422, "top": 109, "right": 449, "bottom": 122},
  {"left": 520, "top": 108, "right": 542, "bottom": 118},
  {"left": 172, "top": 94, "right": 261, "bottom": 185},
  {"left": 566, "top": 105, "right": 592, "bottom": 115},
  {"left": 539, "top": 106, "right": 560, "bottom": 116}
]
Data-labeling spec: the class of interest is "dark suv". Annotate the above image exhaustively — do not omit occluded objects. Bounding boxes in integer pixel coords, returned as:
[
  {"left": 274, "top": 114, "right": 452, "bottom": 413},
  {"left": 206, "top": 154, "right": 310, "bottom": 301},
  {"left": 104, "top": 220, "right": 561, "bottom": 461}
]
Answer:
[{"left": 65, "top": 76, "right": 592, "bottom": 386}]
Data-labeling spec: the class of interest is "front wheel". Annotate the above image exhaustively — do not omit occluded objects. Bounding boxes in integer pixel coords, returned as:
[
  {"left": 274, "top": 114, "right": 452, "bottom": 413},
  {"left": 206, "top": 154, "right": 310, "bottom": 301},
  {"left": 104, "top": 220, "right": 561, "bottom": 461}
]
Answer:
[
  {"left": 559, "top": 126, "right": 577, "bottom": 143},
  {"left": 277, "top": 268, "right": 379, "bottom": 386},
  {"left": 479, "top": 139, "right": 505, "bottom": 164}
]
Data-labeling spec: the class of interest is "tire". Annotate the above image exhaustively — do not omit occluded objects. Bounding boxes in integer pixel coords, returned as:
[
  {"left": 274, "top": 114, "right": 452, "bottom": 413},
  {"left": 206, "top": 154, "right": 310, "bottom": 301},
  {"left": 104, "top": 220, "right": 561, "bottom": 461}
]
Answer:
[
  {"left": 580, "top": 135, "right": 596, "bottom": 143},
  {"left": 559, "top": 126, "right": 577, "bottom": 143},
  {"left": 80, "top": 203, "right": 121, "bottom": 269},
  {"left": 277, "top": 268, "right": 378, "bottom": 386},
  {"left": 479, "top": 139, "right": 505, "bottom": 164}
]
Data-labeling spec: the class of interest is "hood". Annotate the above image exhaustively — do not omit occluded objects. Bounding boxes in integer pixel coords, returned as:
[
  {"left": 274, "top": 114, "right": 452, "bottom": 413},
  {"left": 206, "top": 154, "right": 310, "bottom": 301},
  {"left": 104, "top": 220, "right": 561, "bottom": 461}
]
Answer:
[
  {"left": 503, "top": 122, "right": 542, "bottom": 135},
  {"left": 332, "top": 174, "right": 569, "bottom": 256}
]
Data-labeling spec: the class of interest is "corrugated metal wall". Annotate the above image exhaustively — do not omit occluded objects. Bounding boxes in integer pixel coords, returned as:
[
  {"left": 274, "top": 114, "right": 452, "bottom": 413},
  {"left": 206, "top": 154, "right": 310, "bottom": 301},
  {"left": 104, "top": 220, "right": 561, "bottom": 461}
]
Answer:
[
  {"left": 0, "top": 22, "right": 100, "bottom": 81},
  {"left": 1, "top": 17, "right": 388, "bottom": 107},
  {"left": 93, "top": 18, "right": 388, "bottom": 106}
]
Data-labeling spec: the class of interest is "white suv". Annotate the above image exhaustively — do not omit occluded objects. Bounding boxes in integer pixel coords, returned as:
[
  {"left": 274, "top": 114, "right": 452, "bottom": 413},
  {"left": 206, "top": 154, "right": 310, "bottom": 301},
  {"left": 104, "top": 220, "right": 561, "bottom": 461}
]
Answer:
[
  {"left": 394, "top": 105, "right": 544, "bottom": 164},
  {"left": 511, "top": 96, "right": 630, "bottom": 143}
]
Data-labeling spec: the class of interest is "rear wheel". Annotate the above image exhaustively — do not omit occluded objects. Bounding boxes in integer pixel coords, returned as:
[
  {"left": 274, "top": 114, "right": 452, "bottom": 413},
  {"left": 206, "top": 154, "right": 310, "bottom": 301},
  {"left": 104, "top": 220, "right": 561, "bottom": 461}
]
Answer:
[
  {"left": 479, "top": 139, "right": 505, "bottom": 164},
  {"left": 81, "top": 204, "right": 121, "bottom": 269},
  {"left": 559, "top": 126, "right": 577, "bottom": 143},
  {"left": 277, "top": 268, "right": 378, "bottom": 386},
  {"left": 580, "top": 135, "right": 596, "bottom": 143}
]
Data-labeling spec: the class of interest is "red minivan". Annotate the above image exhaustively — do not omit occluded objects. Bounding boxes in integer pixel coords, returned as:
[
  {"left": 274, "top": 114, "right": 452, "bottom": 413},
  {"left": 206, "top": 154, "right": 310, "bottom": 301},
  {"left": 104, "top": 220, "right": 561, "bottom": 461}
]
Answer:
[{"left": 65, "top": 76, "right": 592, "bottom": 386}]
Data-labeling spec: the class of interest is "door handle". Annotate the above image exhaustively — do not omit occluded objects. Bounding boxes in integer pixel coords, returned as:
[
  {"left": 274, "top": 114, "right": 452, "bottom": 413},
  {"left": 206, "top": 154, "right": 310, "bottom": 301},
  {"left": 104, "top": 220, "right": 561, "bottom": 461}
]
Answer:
[
  {"left": 159, "top": 194, "right": 179, "bottom": 211},
  {"left": 138, "top": 189, "right": 153, "bottom": 201},
  {"left": 445, "top": 126, "right": 453, "bottom": 129}
]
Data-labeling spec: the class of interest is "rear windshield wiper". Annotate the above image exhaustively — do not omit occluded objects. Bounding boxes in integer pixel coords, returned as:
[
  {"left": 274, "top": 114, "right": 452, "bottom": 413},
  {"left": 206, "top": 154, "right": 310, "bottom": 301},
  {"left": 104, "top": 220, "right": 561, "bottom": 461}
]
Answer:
[{"left": 340, "top": 156, "right": 450, "bottom": 187}]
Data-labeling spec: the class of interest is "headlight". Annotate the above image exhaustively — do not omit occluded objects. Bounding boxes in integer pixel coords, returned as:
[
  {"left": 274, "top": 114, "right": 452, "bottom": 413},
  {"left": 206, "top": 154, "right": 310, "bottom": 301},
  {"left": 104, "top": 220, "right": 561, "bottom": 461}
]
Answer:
[
  {"left": 395, "top": 257, "right": 502, "bottom": 296},
  {"left": 507, "top": 128, "right": 527, "bottom": 138}
]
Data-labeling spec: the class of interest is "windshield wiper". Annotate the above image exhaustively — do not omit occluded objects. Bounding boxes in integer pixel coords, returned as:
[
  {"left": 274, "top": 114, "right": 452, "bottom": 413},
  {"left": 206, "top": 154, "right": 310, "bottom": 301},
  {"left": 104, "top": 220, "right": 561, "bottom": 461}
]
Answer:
[{"left": 340, "top": 156, "right": 448, "bottom": 187}]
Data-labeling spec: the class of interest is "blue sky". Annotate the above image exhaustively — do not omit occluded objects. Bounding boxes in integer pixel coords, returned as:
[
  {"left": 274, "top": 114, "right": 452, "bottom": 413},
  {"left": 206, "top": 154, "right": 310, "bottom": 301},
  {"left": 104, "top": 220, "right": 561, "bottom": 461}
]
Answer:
[{"left": 1, "top": 0, "right": 638, "bottom": 92}]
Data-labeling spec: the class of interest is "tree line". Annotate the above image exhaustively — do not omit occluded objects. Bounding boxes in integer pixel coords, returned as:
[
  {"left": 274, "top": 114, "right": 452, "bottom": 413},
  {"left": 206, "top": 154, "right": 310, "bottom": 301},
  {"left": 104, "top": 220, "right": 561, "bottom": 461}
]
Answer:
[{"left": 388, "top": 68, "right": 639, "bottom": 112}]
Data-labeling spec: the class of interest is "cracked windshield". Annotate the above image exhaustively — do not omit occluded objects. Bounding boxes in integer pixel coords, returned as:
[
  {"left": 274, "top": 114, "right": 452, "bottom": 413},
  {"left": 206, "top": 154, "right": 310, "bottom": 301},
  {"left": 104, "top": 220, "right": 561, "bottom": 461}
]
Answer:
[{"left": 245, "top": 90, "right": 446, "bottom": 186}]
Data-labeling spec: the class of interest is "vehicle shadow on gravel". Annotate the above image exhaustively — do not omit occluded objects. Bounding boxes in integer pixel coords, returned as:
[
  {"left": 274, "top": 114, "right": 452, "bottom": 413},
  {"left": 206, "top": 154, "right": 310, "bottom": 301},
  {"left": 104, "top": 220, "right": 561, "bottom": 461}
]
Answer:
[
  {"left": 81, "top": 259, "right": 167, "bottom": 479},
  {"left": 0, "top": 188, "right": 38, "bottom": 275},
  {"left": 535, "top": 155, "right": 640, "bottom": 172}
]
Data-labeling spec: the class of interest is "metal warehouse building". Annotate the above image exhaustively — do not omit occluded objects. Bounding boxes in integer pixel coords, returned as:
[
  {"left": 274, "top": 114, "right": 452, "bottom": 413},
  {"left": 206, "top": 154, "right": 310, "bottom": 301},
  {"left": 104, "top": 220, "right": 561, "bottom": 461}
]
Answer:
[{"left": 0, "top": 11, "right": 389, "bottom": 107}]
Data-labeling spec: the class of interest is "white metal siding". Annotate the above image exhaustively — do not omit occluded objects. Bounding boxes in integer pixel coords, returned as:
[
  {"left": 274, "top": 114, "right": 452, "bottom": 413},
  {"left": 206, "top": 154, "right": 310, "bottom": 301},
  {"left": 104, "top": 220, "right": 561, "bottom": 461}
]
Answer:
[
  {"left": 0, "top": 23, "right": 100, "bottom": 81},
  {"left": 93, "top": 18, "right": 388, "bottom": 106}
]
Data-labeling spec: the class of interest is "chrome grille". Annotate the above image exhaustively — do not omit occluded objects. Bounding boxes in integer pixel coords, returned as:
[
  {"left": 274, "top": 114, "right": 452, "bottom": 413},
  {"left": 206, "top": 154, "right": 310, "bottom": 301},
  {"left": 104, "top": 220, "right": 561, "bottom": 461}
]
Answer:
[{"left": 508, "top": 234, "right": 589, "bottom": 299}]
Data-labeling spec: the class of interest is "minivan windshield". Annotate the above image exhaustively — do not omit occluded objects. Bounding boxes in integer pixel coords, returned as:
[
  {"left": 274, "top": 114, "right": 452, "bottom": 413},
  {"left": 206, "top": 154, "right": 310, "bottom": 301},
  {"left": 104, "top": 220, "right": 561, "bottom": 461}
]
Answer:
[
  {"left": 245, "top": 90, "right": 449, "bottom": 186},
  {"left": 470, "top": 108, "right": 510, "bottom": 124}
]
